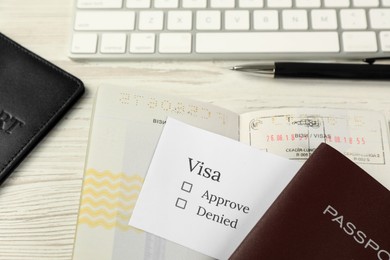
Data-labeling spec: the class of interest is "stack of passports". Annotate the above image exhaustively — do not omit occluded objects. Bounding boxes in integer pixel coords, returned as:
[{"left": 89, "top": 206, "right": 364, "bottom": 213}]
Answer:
[
  {"left": 230, "top": 143, "right": 390, "bottom": 260},
  {"left": 0, "top": 33, "right": 84, "bottom": 185}
]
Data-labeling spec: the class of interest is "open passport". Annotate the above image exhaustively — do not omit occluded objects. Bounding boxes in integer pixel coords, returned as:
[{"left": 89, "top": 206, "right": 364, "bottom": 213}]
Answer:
[{"left": 72, "top": 86, "right": 390, "bottom": 259}]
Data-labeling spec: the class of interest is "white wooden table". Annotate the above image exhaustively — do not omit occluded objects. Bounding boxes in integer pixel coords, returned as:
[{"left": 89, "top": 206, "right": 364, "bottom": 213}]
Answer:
[{"left": 0, "top": 0, "right": 389, "bottom": 259}]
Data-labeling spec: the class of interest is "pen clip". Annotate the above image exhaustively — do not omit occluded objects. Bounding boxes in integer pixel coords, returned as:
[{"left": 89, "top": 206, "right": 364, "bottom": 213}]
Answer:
[{"left": 362, "top": 56, "right": 390, "bottom": 65}]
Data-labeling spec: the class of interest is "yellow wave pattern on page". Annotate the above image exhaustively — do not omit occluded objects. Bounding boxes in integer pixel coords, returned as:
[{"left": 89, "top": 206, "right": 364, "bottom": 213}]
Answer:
[{"left": 77, "top": 168, "right": 144, "bottom": 232}]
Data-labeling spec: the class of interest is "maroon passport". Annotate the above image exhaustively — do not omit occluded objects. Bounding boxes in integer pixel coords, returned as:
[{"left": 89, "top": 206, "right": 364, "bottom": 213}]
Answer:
[{"left": 230, "top": 143, "right": 390, "bottom": 260}]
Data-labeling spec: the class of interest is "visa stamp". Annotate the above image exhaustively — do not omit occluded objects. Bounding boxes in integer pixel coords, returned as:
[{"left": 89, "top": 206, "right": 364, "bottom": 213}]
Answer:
[{"left": 244, "top": 108, "right": 389, "bottom": 165}]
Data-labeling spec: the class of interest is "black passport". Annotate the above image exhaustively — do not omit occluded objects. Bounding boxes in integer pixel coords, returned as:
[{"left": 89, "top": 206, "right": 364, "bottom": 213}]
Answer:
[{"left": 0, "top": 33, "right": 84, "bottom": 185}]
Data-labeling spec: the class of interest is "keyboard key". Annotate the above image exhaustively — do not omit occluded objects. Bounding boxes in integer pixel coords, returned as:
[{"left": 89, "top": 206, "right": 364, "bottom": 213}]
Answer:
[
  {"left": 267, "top": 0, "right": 292, "bottom": 8},
  {"left": 311, "top": 9, "right": 338, "bottom": 29},
  {"left": 225, "top": 10, "right": 250, "bottom": 30},
  {"left": 239, "top": 0, "right": 264, "bottom": 8},
  {"left": 129, "top": 33, "right": 155, "bottom": 53},
  {"left": 139, "top": 11, "right": 164, "bottom": 30},
  {"left": 77, "top": 0, "right": 122, "bottom": 8},
  {"left": 196, "top": 32, "right": 339, "bottom": 53},
  {"left": 155, "top": 0, "right": 179, "bottom": 8},
  {"left": 253, "top": 10, "right": 279, "bottom": 30},
  {"left": 296, "top": 0, "right": 321, "bottom": 7},
  {"left": 71, "top": 33, "right": 97, "bottom": 53},
  {"left": 168, "top": 11, "right": 192, "bottom": 30},
  {"left": 101, "top": 33, "right": 126, "bottom": 53},
  {"left": 282, "top": 10, "right": 308, "bottom": 30},
  {"left": 196, "top": 11, "right": 221, "bottom": 30},
  {"left": 353, "top": 0, "right": 379, "bottom": 6},
  {"left": 369, "top": 9, "right": 390, "bottom": 29},
  {"left": 383, "top": 0, "right": 390, "bottom": 6},
  {"left": 126, "top": 0, "right": 151, "bottom": 8},
  {"left": 380, "top": 31, "right": 390, "bottom": 51},
  {"left": 342, "top": 31, "right": 377, "bottom": 52},
  {"left": 159, "top": 33, "right": 192, "bottom": 53},
  {"left": 75, "top": 11, "right": 135, "bottom": 30},
  {"left": 340, "top": 9, "right": 367, "bottom": 29},
  {"left": 182, "top": 0, "right": 207, "bottom": 8},
  {"left": 210, "top": 0, "right": 235, "bottom": 8},
  {"left": 324, "top": 0, "right": 350, "bottom": 7}
]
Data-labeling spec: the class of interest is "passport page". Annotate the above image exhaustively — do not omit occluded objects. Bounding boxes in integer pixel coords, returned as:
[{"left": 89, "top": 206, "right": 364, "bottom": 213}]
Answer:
[{"left": 239, "top": 108, "right": 390, "bottom": 189}]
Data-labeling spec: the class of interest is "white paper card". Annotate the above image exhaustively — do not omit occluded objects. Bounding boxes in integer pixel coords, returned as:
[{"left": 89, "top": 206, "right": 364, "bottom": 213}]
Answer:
[{"left": 129, "top": 118, "right": 301, "bottom": 259}]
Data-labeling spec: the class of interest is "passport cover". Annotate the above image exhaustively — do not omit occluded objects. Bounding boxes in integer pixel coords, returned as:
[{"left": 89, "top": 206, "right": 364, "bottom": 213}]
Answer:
[
  {"left": 230, "top": 143, "right": 390, "bottom": 260},
  {"left": 0, "top": 33, "right": 84, "bottom": 185}
]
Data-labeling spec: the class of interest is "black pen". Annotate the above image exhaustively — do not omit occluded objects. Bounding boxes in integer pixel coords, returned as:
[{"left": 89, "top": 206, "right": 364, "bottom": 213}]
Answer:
[{"left": 231, "top": 58, "right": 390, "bottom": 80}]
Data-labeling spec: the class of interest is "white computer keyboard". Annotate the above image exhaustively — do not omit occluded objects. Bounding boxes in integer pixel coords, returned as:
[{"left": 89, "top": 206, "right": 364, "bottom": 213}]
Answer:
[{"left": 70, "top": 0, "right": 390, "bottom": 60}]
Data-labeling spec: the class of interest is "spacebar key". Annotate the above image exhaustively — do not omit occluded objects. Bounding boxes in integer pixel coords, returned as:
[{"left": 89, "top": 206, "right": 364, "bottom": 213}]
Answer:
[{"left": 196, "top": 32, "right": 340, "bottom": 53}]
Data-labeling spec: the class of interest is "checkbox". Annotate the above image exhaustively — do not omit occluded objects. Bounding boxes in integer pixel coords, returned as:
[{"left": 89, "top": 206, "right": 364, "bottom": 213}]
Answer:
[
  {"left": 181, "top": 181, "right": 193, "bottom": 193},
  {"left": 175, "top": 198, "right": 187, "bottom": 209}
]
